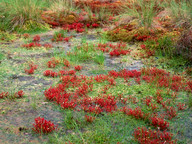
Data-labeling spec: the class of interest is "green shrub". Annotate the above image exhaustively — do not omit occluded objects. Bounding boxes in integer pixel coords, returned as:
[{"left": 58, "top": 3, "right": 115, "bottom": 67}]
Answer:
[
  {"left": 176, "top": 28, "right": 192, "bottom": 60},
  {"left": 0, "top": 0, "right": 49, "bottom": 32},
  {"left": 166, "top": 0, "right": 192, "bottom": 27},
  {"left": 157, "top": 36, "right": 175, "bottom": 57},
  {"left": 0, "top": 52, "right": 4, "bottom": 61},
  {"left": 119, "top": 0, "right": 159, "bottom": 28},
  {"left": 49, "top": 0, "right": 78, "bottom": 17}
]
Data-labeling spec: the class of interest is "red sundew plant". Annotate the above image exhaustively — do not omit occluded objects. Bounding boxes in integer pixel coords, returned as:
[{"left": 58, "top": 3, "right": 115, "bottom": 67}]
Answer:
[
  {"left": 44, "top": 86, "right": 65, "bottom": 101},
  {"left": 143, "top": 96, "right": 152, "bottom": 106},
  {"left": 41, "top": 63, "right": 187, "bottom": 143},
  {"left": 118, "top": 69, "right": 141, "bottom": 78},
  {"left": 166, "top": 107, "right": 177, "bottom": 120},
  {"left": 52, "top": 36, "right": 72, "bottom": 42},
  {"left": 177, "top": 102, "right": 187, "bottom": 110},
  {"left": 58, "top": 70, "right": 67, "bottom": 76},
  {"left": 14, "top": 90, "right": 24, "bottom": 98},
  {"left": 140, "top": 44, "right": 147, "bottom": 50},
  {"left": 0, "top": 92, "right": 9, "bottom": 99},
  {"left": 108, "top": 70, "right": 119, "bottom": 78},
  {"left": 187, "top": 81, "right": 192, "bottom": 91},
  {"left": 150, "top": 103, "right": 158, "bottom": 111},
  {"left": 25, "top": 68, "right": 35, "bottom": 74},
  {"left": 133, "top": 127, "right": 176, "bottom": 144},
  {"left": 63, "top": 22, "right": 100, "bottom": 33},
  {"left": 134, "top": 34, "right": 151, "bottom": 42},
  {"left": 25, "top": 62, "right": 38, "bottom": 74},
  {"left": 74, "top": 65, "right": 82, "bottom": 71},
  {"left": 107, "top": 77, "right": 116, "bottom": 85},
  {"left": 32, "top": 117, "right": 57, "bottom": 134},
  {"left": 94, "top": 74, "right": 108, "bottom": 83},
  {"left": 94, "top": 95, "right": 118, "bottom": 113},
  {"left": 92, "top": 23, "right": 99, "bottom": 28},
  {"left": 22, "top": 42, "right": 42, "bottom": 49},
  {"left": 43, "top": 70, "right": 58, "bottom": 78},
  {"left": 47, "top": 58, "right": 59, "bottom": 68},
  {"left": 121, "top": 107, "right": 149, "bottom": 120},
  {"left": 139, "top": 44, "right": 155, "bottom": 58},
  {"left": 109, "top": 49, "right": 130, "bottom": 57},
  {"left": 63, "top": 37, "right": 71, "bottom": 42},
  {"left": 0, "top": 90, "right": 24, "bottom": 99},
  {"left": 63, "top": 59, "right": 70, "bottom": 67},
  {"left": 96, "top": 42, "right": 131, "bottom": 57},
  {"left": 85, "top": 115, "right": 95, "bottom": 123},
  {"left": 60, "top": 75, "right": 82, "bottom": 87},
  {"left": 60, "top": 99, "right": 77, "bottom": 109},
  {"left": 86, "top": 23, "right": 91, "bottom": 28},
  {"left": 101, "top": 85, "right": 111, "bottom": 94},
  {"left": 63, "top": 23, "right": 85, "bottom": 33},
  {"left": 33, "top": 35, "right": 41, "bottom": 42},
  {"left": 23, "top": 33, "right": 30, "bottom": 39},
  {"left": 76, "top": 83, "right": 92, "bottom": 96},
  {"left": 135, "top": 77, "right": 141, "bottom": 84},
  {"left": 151, "top": 116, "right": 169, "bottom": 130},
  {"left": 43, "top": 43, "right": 53, "bottom": 48},
  {"left": 51, "top": 33, "right": 64, "bottom": 42},
  {"left": 140, "top": 67, "right": 189, "bottom": 92},
  {"left": 67, "top": 70, "right": 76, "bottom": 75}
]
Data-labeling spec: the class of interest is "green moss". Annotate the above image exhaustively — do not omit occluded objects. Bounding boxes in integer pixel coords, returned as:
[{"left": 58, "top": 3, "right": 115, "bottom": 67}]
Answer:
[
  {"left": 0, "top": 52, "right": 4, "bottom": 61},
  {"left": 0, "top": 31, "right": 17, "bottom": 42},
  {"left": 17, "top": 20, "right": 50, "bottom": 33}
]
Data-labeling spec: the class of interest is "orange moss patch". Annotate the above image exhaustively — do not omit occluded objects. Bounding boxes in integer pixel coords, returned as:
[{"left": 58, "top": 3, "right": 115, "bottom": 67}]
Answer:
[{"left": 42, "top": 11, "right": 77, "bottom": 27}]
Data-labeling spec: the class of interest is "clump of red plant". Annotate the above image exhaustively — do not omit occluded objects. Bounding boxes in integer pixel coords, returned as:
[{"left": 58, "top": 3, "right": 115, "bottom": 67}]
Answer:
[
  {"left": 63, "top": 22, "right": 100, "bottom": 33},
  {"left": 63, "top": 59, "right": 70, "bottom": 67},
  {"left": 166, "top": 107, "right": 177, "bottom": 120},
  {"left": 134, "top": 34, "right": 151, "bottom": 41},
  {"left": 23, "top": 33, "right": 30, "bottom": 39},
  {"left": 151, "top": 116, "right": 169, "bottom": 130},
  {"left": 121, "top": 107, "right": 148, "bottom": 120},
  {"left": 43, "top": 70, "right": 58, "bottom": 78},
  {"left": 141, "top": 67, "right": 187, "bottom": 92},
  {"left": 96, "top": 42, "right": 131, "bottom": 57},
  {"left": 33, "top": 35, "right": 41, "bottom": 42},
  {"left": 14, "top": 90, "right": 25, "bottom": 98},
  {"left": 0, "top": 92, "right": 9, "bottom": 99},
  {"left": 74, "top": 65, "right": 82, "bottom": 71},
  {"left": 177, "top": 102, "right": 187, "bottom": 110},
  {"left": 138, "top": 44, "right": 155, "bottom": 58},
  {"left": 43, "top": 43, "right": 53, "bottom": 48},
  {"left": 32, "top": 117, "right": 57, "bottom": 134},
  {"left": 22, "top": 42, "right": 42, "bottom": 49},
  {"left": 133, "top": 127, "right": 176, "bottom": 144},
  {"left": 51, "top": 32, "right": 72, "bottom": 42},
  {"left": 25, "top": 62, "right": 38, "bottom": 74},
  {"left": 47, "top": 58, "right": 59, "bottom": 68},
  {"left": 85, "top": 115, "right": 95, "bottom": 123},
  {"left": 22, "top": 35, "right": 50, "bottom": 49},
  {"left": 0, "top": 90, "right": 24, "bottom": 99}
]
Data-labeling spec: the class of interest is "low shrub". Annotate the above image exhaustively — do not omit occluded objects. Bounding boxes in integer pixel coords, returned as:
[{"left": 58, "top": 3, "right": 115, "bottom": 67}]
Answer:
[
  {"left": 0, "top": 0, "right": 49, "bottom": 32},
  {"left": 176, "top": 28, "right": 192, "bottom": 60}
]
